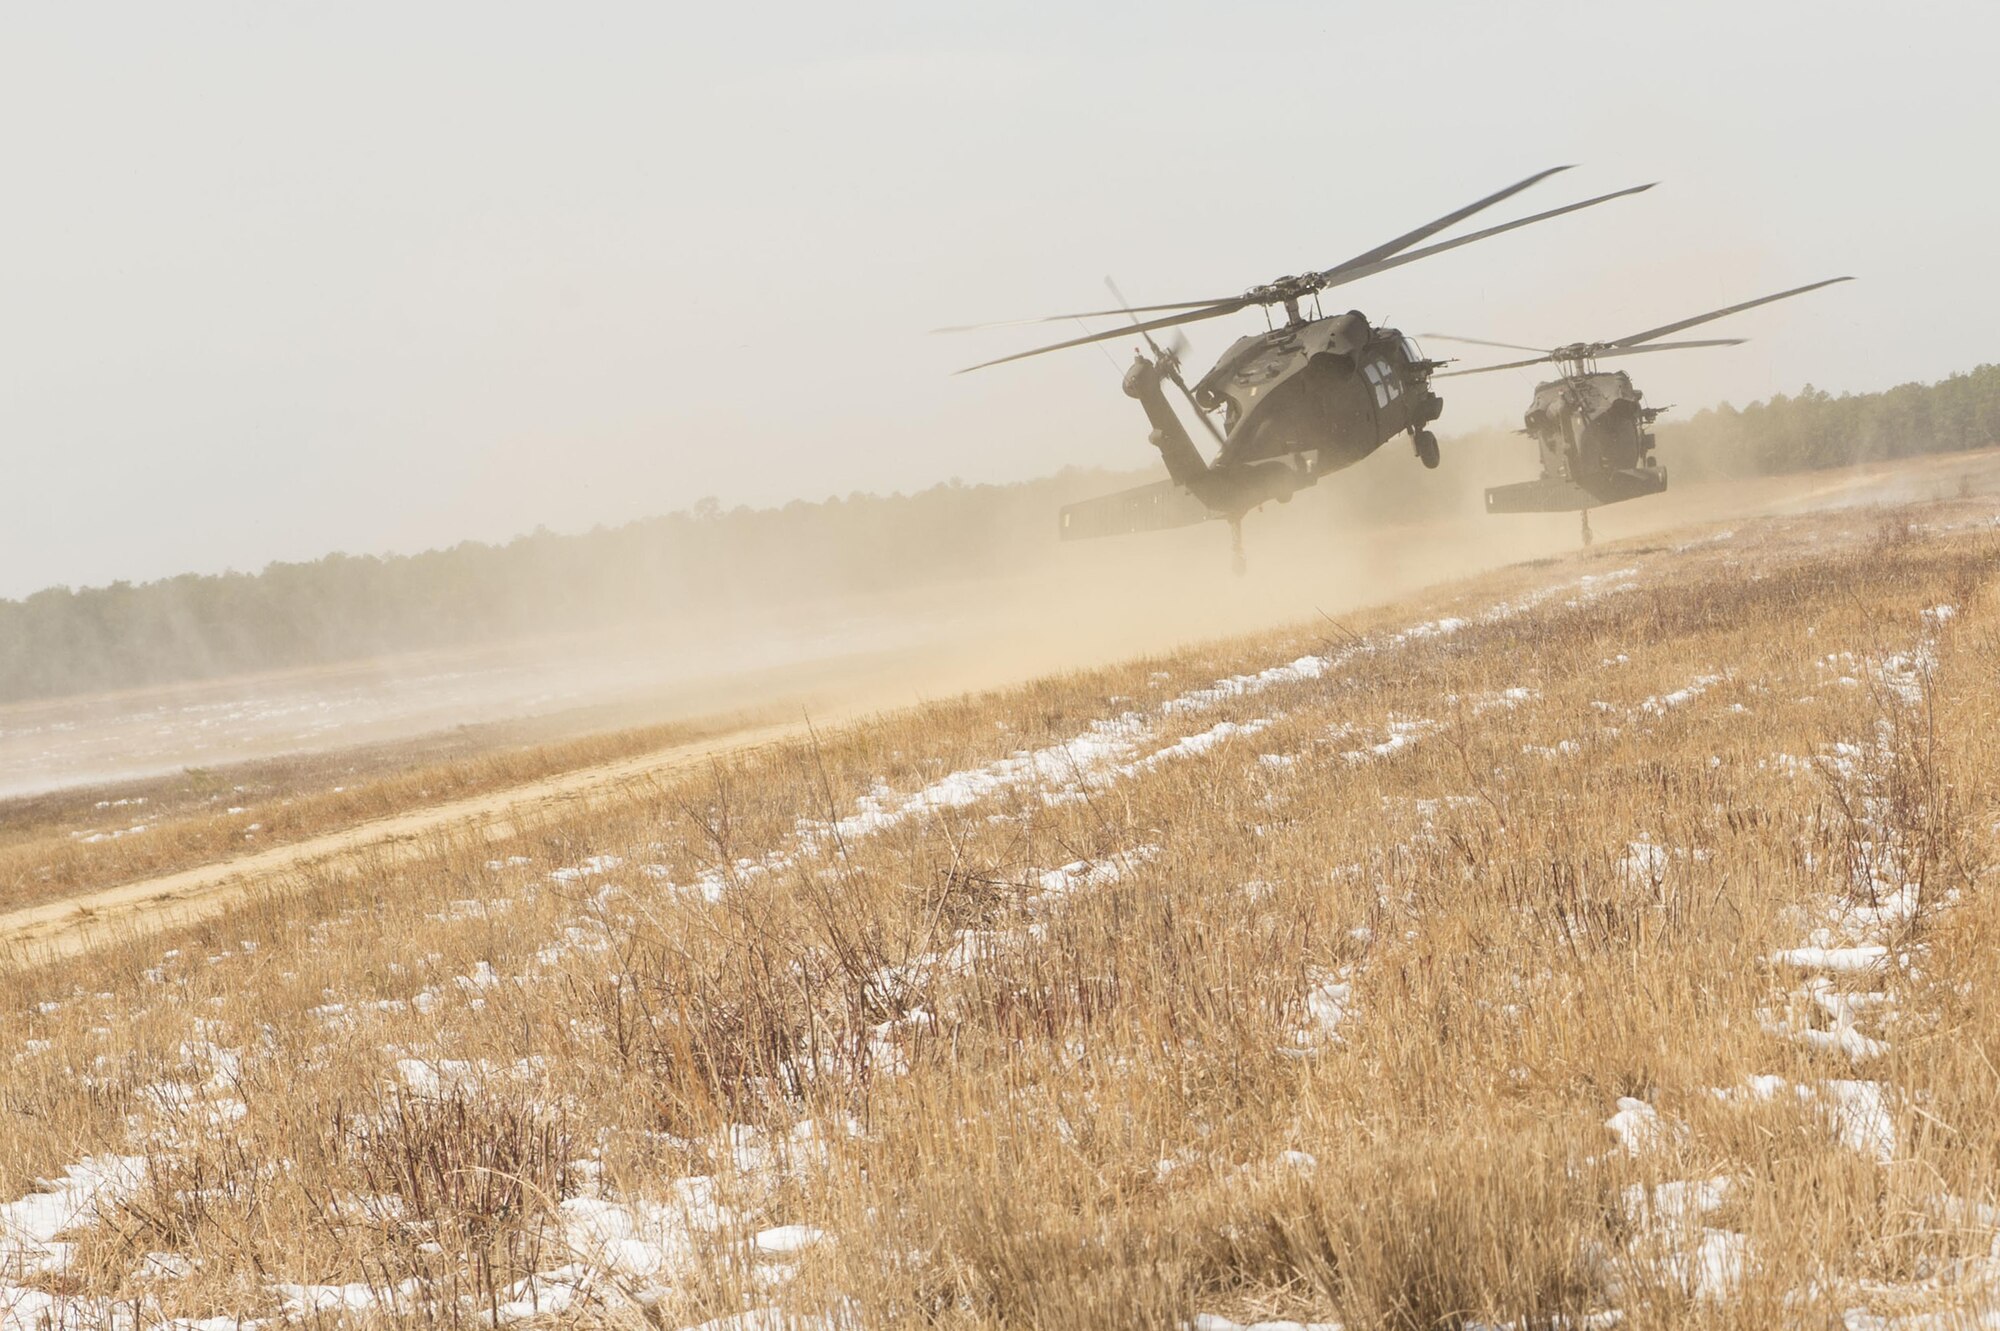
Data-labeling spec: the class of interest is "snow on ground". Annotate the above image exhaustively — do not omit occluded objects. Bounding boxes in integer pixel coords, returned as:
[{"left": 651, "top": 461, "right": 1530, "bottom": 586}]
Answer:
[
  {"left": 0, "top": 1157, "right": 145, "bottom": 1279},
  {"left": 635, "top": 568, "right": 1647, "bottom": 905},
  {"left": 1596, "top": 606, "right": 1970, "bottom": 1319},
  {"left": 1639, "top": 672, "right": 1727, "bottom": 717},
  {"left": 0, "top": 903, "right": 852, "bottom": 1328},
  {"left": 1288, "top": 971, "right": 1354, "bottom": 1051},
  {"left": 1715, "top": 1076, "right": 1898, "bottom": 1163},
  {"left": 0, "top": 1135, "right": 251, "bottom": 1325},
  {"left": 1137, "top": 718, "right": 1273, "bottom": 768},
  {"left": 1341, "top": 716, "right": 1437, "bottom": 764}
]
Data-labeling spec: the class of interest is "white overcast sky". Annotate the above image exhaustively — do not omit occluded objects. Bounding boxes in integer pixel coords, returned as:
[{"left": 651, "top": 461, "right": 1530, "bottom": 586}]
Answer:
[{"left": 2, "top": 1, "right": 1993, "bottom": 595}]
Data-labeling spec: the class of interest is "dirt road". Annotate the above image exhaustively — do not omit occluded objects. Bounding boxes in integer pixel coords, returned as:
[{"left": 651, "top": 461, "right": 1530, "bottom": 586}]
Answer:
[{"left": 0, "top": 716, "right": 813, "bottom": 967}]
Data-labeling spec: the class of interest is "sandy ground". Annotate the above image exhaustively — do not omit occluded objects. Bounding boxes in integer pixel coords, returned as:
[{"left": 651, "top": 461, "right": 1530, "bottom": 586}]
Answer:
[{"left": 4, "top": 448, "right": 1994, "bottom": 966}]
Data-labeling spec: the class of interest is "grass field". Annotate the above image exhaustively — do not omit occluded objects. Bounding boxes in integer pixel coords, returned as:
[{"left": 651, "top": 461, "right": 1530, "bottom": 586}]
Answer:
[{"left": 3, "top": 495, "right": 1998, "bottom": 1329}]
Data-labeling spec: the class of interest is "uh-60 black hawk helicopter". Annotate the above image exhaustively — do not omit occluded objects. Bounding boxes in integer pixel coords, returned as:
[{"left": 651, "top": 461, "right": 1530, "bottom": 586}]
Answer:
[
  {"left": 1425, "top": 276, "right": 1853, "bottom": 544},
  {"left": 944, "top": 166, "right": 1653, "bottom": 568}
]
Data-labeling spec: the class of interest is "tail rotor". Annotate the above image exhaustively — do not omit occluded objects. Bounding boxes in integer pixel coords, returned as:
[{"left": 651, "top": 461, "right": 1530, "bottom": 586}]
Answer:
[{"left": 1106, "top": 278, "right": 1226, "bottom": 447}]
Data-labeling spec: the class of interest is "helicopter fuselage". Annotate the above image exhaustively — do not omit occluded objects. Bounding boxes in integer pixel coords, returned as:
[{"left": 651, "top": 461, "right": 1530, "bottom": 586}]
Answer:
[
  {"left": 1112, "top": 310, "right": 1443, "bottom": 523},
  {"left": 1484, "top": 368, "right": 1668, "bottom": 514},
  {"left": 1196, "top": 310, "right": 1441, "bottom": 472}
]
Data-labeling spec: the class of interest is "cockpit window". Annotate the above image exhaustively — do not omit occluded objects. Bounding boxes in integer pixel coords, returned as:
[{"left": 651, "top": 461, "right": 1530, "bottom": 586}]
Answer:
[
  {"left": 1364, "top": 359, "right": 1400, "bottom": 408},
  {"left": 1401, "top": 336, "right": 1424, "bottom": 363}
]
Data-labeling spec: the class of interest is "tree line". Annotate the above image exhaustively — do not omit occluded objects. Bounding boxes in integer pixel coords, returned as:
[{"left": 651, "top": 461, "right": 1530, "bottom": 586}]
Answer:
[
  {"left": 1658, "top": 362, "right": 2000, "bottom": 480},
  {"left": 0, "top": 468, "right": 1148, "bottom": 703}
]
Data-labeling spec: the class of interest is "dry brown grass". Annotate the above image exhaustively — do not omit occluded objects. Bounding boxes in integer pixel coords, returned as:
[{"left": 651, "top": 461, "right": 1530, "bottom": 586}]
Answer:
[{"left": 3, "top": 498, "right": 1999, "bottom": 1329}]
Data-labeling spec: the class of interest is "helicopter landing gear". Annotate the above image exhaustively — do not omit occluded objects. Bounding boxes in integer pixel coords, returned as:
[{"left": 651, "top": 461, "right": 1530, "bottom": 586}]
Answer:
[
  {"left": 1413, "top": 429, "right": 1440, "bottom": 469},
  {"left": 1580, "top": 508, "right": 1594, "bottom": 546},
  {"left": 1229, "top": 517, "right": 1247, "bottom": 577}
]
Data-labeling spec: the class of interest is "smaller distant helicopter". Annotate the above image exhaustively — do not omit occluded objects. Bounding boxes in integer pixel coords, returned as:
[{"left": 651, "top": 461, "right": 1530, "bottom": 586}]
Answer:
[{"left": 1425, "top": 277, "right": 1853, "bottom": 543}]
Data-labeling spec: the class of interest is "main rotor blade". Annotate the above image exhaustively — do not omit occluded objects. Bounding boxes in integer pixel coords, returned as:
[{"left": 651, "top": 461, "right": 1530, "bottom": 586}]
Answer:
[
  {"left": 1433, "top": 355, "right": 1557, "bottom": 378},
  {"left": 954, "top": 299, "right": 1249, "bottom": 373},
  {"left": 1417, "top": 333, "right": 1553, "bottom": 355},
  {"left": 1318, "top": 183, "right": 1657, "bottom": 293},
  {"left": 1001, "top": 182, "right": 1651, "bottom": 355},
  {"left": 932, "top": 298, "right": 1232, "bottom": 334},
  {"left": 1595, "top": 337, "right": 1747, "bottom": 358},
  {"left": 1434, "top": 337, "right": 1751, "bottom": 378},
  {"left": 951, "top": 171, "right": 1658, "bottom": 370},
  {"left": 1312, "top": 165, "right": 1574, "bottom": 283},
  {"left": 939, "top": 165, "right": 1584, "bottom": 336},
  {"left": 1609, "top": 276, "right": 1853, "bottom": 348}
]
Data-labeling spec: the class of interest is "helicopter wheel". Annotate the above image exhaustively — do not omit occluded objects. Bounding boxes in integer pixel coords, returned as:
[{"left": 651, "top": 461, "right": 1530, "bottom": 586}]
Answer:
[{"left": 1413, "top": 429, "right": 1440, "bottom": 469}]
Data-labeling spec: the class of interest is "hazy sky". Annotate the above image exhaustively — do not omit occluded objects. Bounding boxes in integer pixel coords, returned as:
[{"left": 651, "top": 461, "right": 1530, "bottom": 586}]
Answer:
[{"left": 3, "top": 1, "right": 1994, "bottom": 596}]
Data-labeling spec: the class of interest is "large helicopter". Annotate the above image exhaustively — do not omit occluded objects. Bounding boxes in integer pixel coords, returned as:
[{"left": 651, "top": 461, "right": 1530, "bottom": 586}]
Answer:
[
  {"left": 945, "top": 167, "right": 1653, "bottom": 562},
  {"left": 1427, "top": 277, "right": 1853, "bottom": 543}
]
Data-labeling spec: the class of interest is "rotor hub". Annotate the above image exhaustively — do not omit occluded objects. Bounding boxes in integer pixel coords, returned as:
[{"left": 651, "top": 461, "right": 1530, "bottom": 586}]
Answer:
[
  {"left": 1548, "top": 341, "right": 1612, "bottom": 375},
  {"left": 1242, "top": 274, "right": 1322, "bottom": 306}
]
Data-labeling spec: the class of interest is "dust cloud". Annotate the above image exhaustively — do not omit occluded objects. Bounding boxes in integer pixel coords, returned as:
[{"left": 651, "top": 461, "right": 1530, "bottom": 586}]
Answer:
[{"left": 7, "top": 437, "right": 1997, "bottom": 801}]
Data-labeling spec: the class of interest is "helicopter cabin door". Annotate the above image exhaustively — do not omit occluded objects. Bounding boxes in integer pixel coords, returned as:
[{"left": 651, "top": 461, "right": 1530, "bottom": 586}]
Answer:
[{"left": 1549, "top": 404, "right": 1580, "bottom": 481}]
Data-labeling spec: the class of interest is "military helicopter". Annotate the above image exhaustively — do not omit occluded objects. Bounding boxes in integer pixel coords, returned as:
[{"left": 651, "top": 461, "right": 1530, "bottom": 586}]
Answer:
[
  {"left": 944, "top": 167, "right": 1653, "bottom": 565},
  {"left": 1426, "top": 276, "right": 1852, "bottom": 543}
]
